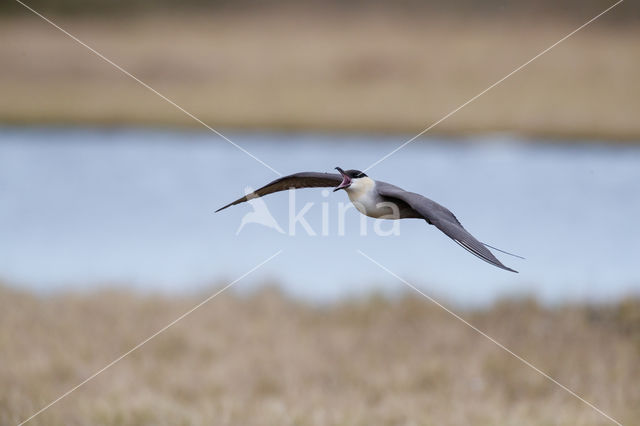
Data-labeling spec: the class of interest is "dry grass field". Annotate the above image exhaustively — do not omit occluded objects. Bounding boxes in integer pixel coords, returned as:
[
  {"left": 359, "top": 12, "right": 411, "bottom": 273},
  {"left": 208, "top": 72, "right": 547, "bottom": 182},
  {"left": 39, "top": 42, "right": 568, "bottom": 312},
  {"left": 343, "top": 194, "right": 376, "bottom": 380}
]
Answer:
[
  {"left": 1, "top": 11, "right": 639, "bottom": 140},
  {"left": 2, "top": 284, "right": 639, "bottom": 425}
]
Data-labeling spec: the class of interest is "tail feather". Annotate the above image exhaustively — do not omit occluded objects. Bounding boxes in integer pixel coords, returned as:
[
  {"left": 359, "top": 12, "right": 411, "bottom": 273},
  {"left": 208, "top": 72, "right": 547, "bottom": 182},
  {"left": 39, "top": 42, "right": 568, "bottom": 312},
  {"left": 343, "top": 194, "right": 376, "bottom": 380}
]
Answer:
[{"left": 481, "top": 242, "right": 525, "bottom": 260}]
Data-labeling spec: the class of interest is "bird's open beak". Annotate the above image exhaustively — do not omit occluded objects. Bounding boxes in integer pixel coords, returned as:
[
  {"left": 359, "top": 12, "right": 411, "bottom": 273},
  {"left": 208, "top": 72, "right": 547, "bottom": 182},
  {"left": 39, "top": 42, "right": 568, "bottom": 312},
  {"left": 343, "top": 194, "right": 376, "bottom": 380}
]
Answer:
[{"left": 333, "top": 167, "right": 351, "bottom": 192}]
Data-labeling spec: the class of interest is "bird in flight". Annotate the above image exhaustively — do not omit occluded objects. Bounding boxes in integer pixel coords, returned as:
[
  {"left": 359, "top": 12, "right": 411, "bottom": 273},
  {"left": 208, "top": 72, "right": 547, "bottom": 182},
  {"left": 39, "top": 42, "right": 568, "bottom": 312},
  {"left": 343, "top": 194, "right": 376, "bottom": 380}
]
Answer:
[{"left": 217, "top": 167, "right": 519, "bottom": 272}]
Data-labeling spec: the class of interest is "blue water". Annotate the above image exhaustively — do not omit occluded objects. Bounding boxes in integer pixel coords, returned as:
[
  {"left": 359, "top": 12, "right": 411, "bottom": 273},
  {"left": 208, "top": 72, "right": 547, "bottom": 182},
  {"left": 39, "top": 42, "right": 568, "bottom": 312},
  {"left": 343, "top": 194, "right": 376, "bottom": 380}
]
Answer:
[{"left": 1, "top": 127, "right": 639, "bottom": 306}]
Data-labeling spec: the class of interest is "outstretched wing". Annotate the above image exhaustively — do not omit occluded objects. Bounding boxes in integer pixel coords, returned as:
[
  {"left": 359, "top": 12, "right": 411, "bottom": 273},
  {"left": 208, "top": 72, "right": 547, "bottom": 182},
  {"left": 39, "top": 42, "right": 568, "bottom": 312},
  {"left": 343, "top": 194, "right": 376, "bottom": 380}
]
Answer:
[
  {"left": 377, "top": 183, "right": 517, "bottom": 273},
  {"left": 216, "top": 172, "right": 342, "bottom": 212}
]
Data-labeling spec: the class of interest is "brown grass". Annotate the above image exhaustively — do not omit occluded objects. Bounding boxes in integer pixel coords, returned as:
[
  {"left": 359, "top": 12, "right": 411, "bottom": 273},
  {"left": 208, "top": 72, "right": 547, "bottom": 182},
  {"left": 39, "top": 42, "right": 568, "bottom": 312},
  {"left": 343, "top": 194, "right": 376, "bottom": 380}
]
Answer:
[
  {"left": 0, "top": 11, "right": 639, "bottom": 140},
  {"left": 1, "top": 283, "right": 639, "bottom": 425}
]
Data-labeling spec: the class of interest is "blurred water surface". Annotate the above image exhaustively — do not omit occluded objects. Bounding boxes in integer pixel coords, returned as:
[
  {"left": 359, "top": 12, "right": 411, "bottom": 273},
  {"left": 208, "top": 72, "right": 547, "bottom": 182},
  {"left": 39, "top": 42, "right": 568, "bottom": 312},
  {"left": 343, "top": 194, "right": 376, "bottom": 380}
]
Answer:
[{"left": 1, "top": 127, "right": 639, "bottom": 306}]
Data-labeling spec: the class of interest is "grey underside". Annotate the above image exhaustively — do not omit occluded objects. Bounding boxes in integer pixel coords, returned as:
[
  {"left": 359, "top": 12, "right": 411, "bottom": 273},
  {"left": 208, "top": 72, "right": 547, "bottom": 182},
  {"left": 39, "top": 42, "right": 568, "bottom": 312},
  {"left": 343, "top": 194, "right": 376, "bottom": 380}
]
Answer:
[
  {"left": 215, "top": 172, "right": 343, "bottom": 212},
  {"left": 375, "top": 181, "right": 516, "bottom": 272},
  {"left": 216, "top": 172, "right": 517, "bottom": 272}
]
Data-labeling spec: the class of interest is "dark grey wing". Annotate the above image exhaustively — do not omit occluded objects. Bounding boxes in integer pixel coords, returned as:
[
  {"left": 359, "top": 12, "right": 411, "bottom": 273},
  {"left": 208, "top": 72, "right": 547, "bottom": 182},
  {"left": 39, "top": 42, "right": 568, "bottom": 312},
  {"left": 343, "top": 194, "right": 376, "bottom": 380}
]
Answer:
[
  {"left": 377, "top": 183, "right": 517, "bottom": 273},
  {"left": 216, "top": 172, "right": 342, "bottom": 212}
]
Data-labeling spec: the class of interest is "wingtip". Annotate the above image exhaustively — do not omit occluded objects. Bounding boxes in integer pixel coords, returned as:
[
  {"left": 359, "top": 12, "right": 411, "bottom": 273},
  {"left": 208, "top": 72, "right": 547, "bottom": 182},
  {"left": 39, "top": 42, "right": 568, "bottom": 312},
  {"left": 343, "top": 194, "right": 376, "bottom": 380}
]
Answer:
[{"left": 499, "top": 263, "right": 518, "bottom": 273}]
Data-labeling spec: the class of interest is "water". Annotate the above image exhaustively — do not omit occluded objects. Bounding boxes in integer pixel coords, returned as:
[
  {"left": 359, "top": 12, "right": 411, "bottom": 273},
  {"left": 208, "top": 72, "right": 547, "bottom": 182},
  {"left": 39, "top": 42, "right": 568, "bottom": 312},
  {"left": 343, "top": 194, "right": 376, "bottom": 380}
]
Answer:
[{"left": 1, "top": 127, "right": 639, "bottom": 306}]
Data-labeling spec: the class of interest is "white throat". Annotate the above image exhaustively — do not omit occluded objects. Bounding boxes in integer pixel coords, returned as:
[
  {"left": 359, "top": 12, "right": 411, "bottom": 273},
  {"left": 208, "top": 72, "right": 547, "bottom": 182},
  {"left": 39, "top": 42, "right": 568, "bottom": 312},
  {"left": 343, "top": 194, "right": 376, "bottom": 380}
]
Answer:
[{"left": 345, "top": 176, "right": 375, "bottom": 200}]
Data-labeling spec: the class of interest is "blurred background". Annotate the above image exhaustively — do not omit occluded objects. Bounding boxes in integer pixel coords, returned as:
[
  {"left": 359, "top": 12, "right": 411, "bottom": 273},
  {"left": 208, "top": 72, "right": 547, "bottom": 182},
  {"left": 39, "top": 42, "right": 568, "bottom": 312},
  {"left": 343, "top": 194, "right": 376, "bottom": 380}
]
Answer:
[{"left": 1, "top": 1, "right": 639, "bottom": 425}]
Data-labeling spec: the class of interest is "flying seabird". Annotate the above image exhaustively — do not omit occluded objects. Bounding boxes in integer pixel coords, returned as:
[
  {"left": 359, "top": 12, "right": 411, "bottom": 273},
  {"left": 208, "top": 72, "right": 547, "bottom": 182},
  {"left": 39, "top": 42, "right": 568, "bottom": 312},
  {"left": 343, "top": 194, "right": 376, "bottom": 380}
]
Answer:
[{"left": 216, "top": 167, "right": 519, "bottom": 272}]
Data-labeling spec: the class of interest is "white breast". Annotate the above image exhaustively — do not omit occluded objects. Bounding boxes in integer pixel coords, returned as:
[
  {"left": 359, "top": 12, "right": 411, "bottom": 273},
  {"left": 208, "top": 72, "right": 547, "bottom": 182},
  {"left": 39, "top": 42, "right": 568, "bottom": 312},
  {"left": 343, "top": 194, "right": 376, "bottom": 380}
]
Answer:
[{"left": 345, "top": 177, "right": 390, "bottom": 218}]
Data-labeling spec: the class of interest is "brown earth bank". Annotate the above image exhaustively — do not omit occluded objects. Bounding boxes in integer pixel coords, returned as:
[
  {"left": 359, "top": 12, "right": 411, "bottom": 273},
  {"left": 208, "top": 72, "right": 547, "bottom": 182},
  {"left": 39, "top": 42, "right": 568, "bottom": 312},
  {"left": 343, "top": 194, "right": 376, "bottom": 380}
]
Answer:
[
  {"left": 1, "top": 11, "right": 639, "bottom": 141},
  {"left": 1, "top": 283, "right": 639, "bottom": 425}
]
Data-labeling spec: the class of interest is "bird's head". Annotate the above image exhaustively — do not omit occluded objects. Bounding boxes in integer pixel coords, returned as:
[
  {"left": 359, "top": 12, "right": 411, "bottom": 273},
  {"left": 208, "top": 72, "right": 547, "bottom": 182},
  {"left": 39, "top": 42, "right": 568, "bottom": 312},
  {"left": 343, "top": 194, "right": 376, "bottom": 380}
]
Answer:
[{"left": 334, "top": 167, "right": 368, "bottom": 192}]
